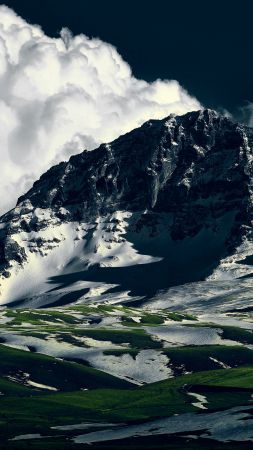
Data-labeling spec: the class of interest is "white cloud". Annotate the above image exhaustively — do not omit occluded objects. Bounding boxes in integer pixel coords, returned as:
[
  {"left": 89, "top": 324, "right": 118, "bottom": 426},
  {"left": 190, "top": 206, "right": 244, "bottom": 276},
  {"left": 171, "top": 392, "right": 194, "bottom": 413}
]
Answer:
[{"left": 0, "top": 5, "right": 201, "bottom": 214}]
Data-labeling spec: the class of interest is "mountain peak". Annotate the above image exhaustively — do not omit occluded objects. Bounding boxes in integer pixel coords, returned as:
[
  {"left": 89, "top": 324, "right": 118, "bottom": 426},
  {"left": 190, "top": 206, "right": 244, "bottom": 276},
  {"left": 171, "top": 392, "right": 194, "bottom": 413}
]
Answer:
[{"left": 1, "top": 109, "right": 253, "bottom": 307}]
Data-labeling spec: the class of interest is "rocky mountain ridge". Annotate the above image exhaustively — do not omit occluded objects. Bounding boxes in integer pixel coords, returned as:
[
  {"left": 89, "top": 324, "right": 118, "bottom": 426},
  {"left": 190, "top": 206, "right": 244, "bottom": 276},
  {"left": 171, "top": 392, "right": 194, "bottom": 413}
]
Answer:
[{"left": 1, "top": 109, "right": 253, "bottom": 307}]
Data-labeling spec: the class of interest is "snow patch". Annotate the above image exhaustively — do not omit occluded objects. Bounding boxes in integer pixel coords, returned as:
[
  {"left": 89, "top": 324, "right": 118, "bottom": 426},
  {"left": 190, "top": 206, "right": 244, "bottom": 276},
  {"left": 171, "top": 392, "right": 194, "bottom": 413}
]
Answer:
[
  {"left": 87, "top": 349, "right": 172, "bottom": 385},
  {"left": 188, "top": 392, "right": 208, "bottom": 410}
]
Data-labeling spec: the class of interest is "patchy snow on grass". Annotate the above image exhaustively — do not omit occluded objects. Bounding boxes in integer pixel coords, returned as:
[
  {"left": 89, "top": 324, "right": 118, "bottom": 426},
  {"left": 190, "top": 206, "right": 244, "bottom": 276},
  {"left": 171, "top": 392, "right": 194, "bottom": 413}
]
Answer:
[
  {"left": 26, "top": 380, "right": 57, "bottom": 391},
  {"left": 10, "top": 434, "right": 51, "bottom": 441},
  {"left": 74, "top": 336, "right": 128, "bottom": 349},
  {"left": 5, "top": 371, "right": 58, "bottom": 391},
  {"left": 209, "top": 357, "right": 231, "bottom": 369},
  {"left": 188, "top": 392, "right": 208, "bottom": 410},
  {"left": 0, "top": 310, "right": 12, "bottom": 324},
  {"left": 87, "top": 349, "right": 172, "bottom": 385},
  {"left": 145, "top": 325, "right": 238, "bottom": 347},
  {"left": 73, "top": 405, "right": 253, "bottom": 444},
  {"left": 2, "top": 342, "right": 29, "bottom": 351},
  {"left": 1, "top": 329, "right": 172, "bottom": 385},
  {"left": 52, "top": 422, "right": 121, "bottom": 431},
  {"left": 25, "top": 376, "right": 58, "bottom": 391}
]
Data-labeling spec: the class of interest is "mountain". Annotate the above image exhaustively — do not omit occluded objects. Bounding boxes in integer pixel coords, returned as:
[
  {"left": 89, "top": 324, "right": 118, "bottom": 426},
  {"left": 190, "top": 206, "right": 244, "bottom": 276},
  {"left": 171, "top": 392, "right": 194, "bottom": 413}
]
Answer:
[{"left": 1, "top": 108, "right": 253, "bottom": 307}]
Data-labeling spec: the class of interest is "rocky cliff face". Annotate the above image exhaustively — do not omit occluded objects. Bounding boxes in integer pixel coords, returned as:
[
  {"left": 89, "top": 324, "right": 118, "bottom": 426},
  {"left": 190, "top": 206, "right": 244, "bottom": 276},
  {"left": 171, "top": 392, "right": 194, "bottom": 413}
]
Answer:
[{"left": 1, "top": 109, "right": 253, "bottom": 307}]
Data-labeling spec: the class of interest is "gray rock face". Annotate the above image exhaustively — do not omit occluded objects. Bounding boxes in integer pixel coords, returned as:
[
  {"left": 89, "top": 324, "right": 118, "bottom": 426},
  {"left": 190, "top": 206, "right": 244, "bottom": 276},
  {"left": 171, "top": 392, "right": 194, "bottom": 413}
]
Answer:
[{"left": 1, "top": 109, "right": 253, "bottom": 305}]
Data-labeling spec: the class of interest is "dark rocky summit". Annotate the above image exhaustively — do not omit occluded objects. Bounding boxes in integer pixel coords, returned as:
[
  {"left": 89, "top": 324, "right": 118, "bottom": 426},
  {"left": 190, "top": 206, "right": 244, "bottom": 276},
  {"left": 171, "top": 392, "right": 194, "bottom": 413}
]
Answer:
[
  {"left": 1, "top": 109, "right": 253, "bottom": 305},
  {"left": 18, "top": 110, "right": 253, "bottom": 221},
  {"left": 17, "top": 109, "right": 253, "bottom": 234}
]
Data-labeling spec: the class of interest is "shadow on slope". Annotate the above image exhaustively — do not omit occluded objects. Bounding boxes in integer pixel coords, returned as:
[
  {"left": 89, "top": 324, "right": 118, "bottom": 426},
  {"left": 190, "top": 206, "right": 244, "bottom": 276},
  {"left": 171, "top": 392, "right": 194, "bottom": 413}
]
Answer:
[
  {"left": 48, "top": 211, "right": 236, "bottom": 306},
  {"left": 7, "top": 211, "right": 236, "bottom": 308}
]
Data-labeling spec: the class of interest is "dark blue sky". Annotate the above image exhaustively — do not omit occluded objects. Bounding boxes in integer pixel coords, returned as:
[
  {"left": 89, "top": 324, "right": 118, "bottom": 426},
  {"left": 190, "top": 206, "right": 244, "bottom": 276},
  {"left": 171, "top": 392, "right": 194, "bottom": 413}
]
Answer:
[{"left": 2, "top": 0, "right": 253, "bottom": 120}]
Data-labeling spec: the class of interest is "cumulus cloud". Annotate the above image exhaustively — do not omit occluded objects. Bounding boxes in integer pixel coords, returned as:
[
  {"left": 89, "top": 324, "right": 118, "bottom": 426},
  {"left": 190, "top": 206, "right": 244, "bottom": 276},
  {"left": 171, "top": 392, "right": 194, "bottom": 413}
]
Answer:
[{"left": 0, "top": 5, "right": 201, "bottom": 214}]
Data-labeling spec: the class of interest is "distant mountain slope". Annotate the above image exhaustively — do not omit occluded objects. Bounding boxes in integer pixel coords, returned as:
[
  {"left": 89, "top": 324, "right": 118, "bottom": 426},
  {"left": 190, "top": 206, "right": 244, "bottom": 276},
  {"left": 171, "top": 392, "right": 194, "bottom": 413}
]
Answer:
[{"left": 1, "top": 109, "right": 253, "bottom": 307}]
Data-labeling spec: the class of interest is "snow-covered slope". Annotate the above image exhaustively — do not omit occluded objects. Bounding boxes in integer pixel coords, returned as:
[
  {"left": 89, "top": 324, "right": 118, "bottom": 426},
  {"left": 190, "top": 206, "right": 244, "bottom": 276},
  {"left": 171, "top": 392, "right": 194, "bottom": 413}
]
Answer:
[
  {"left": 1, "top": 109, "right": 253, "bottom": 307},
  {"left": 0, "top": 209, "right": 162, "bottom": 306}
]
